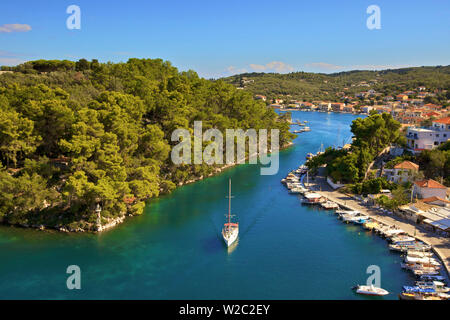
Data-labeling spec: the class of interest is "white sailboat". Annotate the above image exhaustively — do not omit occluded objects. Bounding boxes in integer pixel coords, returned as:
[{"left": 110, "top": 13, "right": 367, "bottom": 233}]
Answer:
[{"left": 222, "top": 179, "right": 239, "bottom": 247}]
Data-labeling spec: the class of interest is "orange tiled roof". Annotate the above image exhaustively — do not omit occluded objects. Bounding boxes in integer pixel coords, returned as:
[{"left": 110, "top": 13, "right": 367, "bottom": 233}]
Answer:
[
  {"left": 414, "top": 179, "right": 446, "bottom": 189},
  {"left": 433, "top": 117, "right": 450, "bottom": 125},
  {"left": 422, "top": 196, "right": 450, "bottom": 204},
  {"left": 394, "top": 161, "right": 419, "bottom": 170}
]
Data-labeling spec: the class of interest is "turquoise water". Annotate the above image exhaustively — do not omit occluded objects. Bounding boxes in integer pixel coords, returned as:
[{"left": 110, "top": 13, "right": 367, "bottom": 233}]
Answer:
[{"left": 0, "top": 111, "right": 414, "bottom": 299}]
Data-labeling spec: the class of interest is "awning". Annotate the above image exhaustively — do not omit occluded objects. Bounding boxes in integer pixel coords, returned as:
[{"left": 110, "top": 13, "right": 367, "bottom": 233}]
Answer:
[{"left": 423, "top": 218, "right": 450, "bottom": 231}]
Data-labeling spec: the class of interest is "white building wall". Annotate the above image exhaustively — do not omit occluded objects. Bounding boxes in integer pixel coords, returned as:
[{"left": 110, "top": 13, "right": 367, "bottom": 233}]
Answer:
[{"left": 413, "top": 185, "right": 446, "bottom": 199}]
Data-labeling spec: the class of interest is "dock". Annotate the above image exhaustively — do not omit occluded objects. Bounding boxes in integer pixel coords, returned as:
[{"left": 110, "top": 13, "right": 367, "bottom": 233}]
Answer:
[{"left": 307, "top": 168, "right": 450, "bottom": 278}]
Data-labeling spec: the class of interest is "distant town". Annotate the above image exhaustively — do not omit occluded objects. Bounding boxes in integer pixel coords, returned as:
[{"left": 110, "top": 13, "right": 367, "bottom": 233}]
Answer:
[{"left": 252, "top": 84, "right": 449, "bottom": 152}]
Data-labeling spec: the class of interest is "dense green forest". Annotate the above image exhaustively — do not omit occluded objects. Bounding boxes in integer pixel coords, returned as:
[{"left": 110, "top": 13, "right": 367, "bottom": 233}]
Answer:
[
  {"left": 0, "top": 59, "right": 293, "bottom": 231},
  {"left": 222, "top": 66, "right": 450, "bottom": 103}
]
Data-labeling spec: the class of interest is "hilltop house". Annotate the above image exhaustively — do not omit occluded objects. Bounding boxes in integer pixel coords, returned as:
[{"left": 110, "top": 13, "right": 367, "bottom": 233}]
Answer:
[
  {"left": 255, "top": 95, "right": 266, "bottom": 102},
  {"left": 413, "top": 179, "right": 447, "bottom": 199},
  {"left": 274, "top": 98, "right": 284, "bottom": 104},
  {"left": 383, "top": 161, "right": 419, "bottom": 183},
  {"left": 396, "top": 94, "right": 408, "bottom": 101},
  {"left": 432, "top": 117, "right": 450, "bottom": 131}
]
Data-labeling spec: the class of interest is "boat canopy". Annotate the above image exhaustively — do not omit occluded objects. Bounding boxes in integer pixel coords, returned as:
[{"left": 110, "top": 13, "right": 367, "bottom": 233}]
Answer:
[
  {"left": 304, "top": 193, "right": 322, "bottom": 199},
  {"left": 403, "top": 286, "right": 435, "bottom": 293}
]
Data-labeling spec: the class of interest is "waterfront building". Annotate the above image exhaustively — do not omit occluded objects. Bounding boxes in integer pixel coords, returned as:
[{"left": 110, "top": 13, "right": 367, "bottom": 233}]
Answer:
[
  {"left": 413, "top": 179, "right": 447, "bottom": 200},
  {"left": 360, "top": 106, "right": 373, "bottom": 114}
]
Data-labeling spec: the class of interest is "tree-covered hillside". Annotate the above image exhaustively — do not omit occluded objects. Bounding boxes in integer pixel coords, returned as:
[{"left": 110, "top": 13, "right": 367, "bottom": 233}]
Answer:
[
  {"left": 222, "top": 66, "right": 450, "bottom": 103},
  {"left": 0, "top": 59, "right": 293, "bottom": 231}
]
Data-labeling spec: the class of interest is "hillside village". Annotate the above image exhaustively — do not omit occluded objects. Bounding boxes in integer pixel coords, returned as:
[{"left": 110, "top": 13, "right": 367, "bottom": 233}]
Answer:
[
  {"left": 260, "top": 85, "right": 448, "bottom": 129},
  {"left": 233, "top": 69, "right": 450, "bottom": 236}
]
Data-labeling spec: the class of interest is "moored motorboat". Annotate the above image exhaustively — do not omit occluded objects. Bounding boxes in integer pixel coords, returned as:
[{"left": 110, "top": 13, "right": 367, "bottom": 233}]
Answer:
[
  {"left": 320, "top": 201, "right": 339, "bottom": 210},
  {"left": 407, "top": 250, "right": 433, "bottom": 258},
  {"left": 419, "top": 275, "right": 446, "bottom": 282},
  {"left": 302, "top": 192, "right": 325, "bottom": 204},
  {"left": 353, "top": 284, "right": 389, "bottom": 296},
  {"left": 390, "top": 235, "right": 416, "bottom": 243},
  {"left": 389, "top": 242, "right": 432, "bottom": 252},
  {"left": 415, "top": 281, "right": 449, "bottom": 293},
  {"left": 405, "top": 256, "right": 440, "bottom": 266},
  {"left": 383, "top": 228, "right": 405, "bottom": 238},
  {"left": 336, "top": 210, "right": 359, "bottom": 219}
]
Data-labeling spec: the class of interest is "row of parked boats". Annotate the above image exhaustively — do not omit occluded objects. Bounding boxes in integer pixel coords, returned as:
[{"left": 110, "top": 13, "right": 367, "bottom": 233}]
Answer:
[{"left": 280, "top": 165, "right": 449, "bottom": 300}]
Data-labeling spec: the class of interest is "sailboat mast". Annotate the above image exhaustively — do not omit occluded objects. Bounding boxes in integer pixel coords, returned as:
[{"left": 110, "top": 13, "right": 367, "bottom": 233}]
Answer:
[{"left": 228, "top": 178, "right": 231, "bottom": 226}]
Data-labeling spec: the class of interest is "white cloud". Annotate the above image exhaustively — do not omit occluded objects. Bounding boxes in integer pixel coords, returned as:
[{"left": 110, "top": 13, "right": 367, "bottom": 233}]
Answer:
[
  {"left": 349, "top": 64, "right": 412, "bottom": 70},
  {"left": 304, "top": 62, "right": 344, "bottom": 71},
  {"left": 226, "top": 66, "right": 248, "bottom": 75},
  {"left": 305, "top": 62, "right": 413, "bottom": 72},
  {"left": 0, "top": 57, "right": 24, "bottom": 65},
  {"left": 249, "top": 61, "right": 294, "bottom": 73},
  {"left": 0, "top": 24, "right": 32, "bottom": 33}
]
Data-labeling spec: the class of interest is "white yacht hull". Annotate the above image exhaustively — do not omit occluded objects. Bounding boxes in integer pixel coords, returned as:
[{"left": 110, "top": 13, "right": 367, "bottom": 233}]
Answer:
[
  {"left": 222, "top": 227, "right": 239, "bottom": 247},
  {"left": 355, "top": 285, "right": 389, "bottom": 296}
]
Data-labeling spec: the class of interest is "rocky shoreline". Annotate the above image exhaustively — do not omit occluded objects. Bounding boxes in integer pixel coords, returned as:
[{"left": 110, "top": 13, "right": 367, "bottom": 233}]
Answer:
[{"left": 4, "top": 142, "right": 294, "bottom": 234}]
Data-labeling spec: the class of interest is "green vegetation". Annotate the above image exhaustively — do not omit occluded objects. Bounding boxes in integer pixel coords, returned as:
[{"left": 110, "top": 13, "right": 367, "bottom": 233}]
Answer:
[
  {"left": 222, "top": 66, "right": 450, "bottom": 104},
  {"left": 383, "top": 141, "right": 449, "bottom": 187},
  {"left": 0, "top": 58, "right": 294, "bottom": 230},
  {"left": 350, "top": 177, "right": 393, "bottom": 195},
  {"left": 375, "top": 186, "right": 410, "bottom": 210},
  {"left": 306, "top": 112, "right": 404, "bottom": 184}
]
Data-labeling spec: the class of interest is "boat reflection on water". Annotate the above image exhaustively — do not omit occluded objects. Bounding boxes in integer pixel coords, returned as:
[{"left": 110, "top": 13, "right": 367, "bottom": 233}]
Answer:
[{"left": 227, "top": 238, "right": 239, "bottom": 254}]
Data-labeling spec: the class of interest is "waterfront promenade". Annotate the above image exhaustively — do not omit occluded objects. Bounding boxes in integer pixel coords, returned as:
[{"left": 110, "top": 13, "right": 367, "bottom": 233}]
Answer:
[{"left": 307, "top": 168, "right": 450, "bottom": 278}]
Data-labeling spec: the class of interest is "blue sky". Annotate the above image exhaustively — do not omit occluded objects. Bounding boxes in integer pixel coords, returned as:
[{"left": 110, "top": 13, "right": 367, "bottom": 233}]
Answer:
[{"left": 1, "top": 0, "right": 449, "bottom": 78}]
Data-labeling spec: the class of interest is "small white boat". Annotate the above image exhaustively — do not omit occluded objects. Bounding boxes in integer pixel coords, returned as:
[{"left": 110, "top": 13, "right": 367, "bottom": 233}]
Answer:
[
  {"left": 405, "top": 256, "right": 441, "bottom": 266},
  {"left": 407, "top": 250, "right": 433, "bottom": 258},
  {"left": 336, "top": 210, "right": 359, "bottom": 219},
  {"left": 321, "top": 201, "right": 339, "bottom": 209},
  {"left": 390, "top": 235, "right": 416, "bottom": 243},
  {"left": 353, "top": 285, "right": 389, "bottom": 296},
  {"left": 383, "top": 228, "right": 405, "bottom": 237},
  {"left": 289, "top": 188, "right": 303, "bottom": 194}
]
